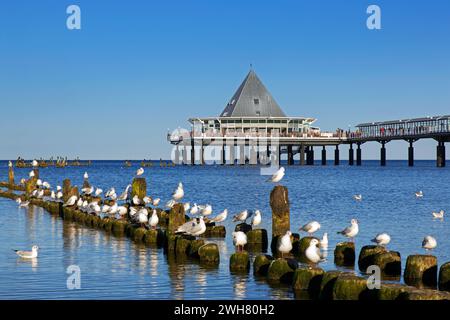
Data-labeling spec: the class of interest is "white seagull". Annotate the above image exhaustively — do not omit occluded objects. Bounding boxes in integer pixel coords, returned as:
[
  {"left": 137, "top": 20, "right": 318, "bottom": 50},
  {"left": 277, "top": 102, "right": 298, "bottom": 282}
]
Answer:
[
  {"left": 232, "top": 231, "right": 247, "bottom": 252},
  {"left": 8, "top": 160, "right": 12, "bottom": 167},
  {"left": 152, "top": 198, "right": 161, "bottom": 207},
  {"left": 422, "top": 236, "right": 437, "bottom": 251},
  {"left": 432, "top": 210, "right": 444, "bottom": 219},
  {"left": 15, "top": 245, "right": 39, "bottom": 259},
  {"left": 305, "top": 238, "right": 324, "bottom": 264},
  {"left": 371, "top": 233, "right": 391, "bottom": 247},
  {"left": 149, "top": 209, "right": 159, "bottom": 229},
  {"left": 200, "top": 204, "right": 212, "bottom": 216},
  {"left": 172, "top": 182, "right": 184, "bottom": 201},
  {"left": 251, "top": 210, "right": 262, "bottom": 227},
  {"left": 83, "top": 172, "right": 89, "bottom": 179},
  {"left": 176, "top": 217, "right": 206, "bottom": 237},
  {"left": 299, "top": 221, "right": 321, "bottom": 236},
  {"left": 32, "top": 160, "right": 38, "bottom": 167},
  {"left": 137, "top": 208, "right": 149, "bottom": 227},
  {"left": 29, "top": 170, "right": 35, "bottom": 178},
  {"left": 210, "top": 209, "right": 228, "bottom": 223},
  {"left": 117, "top": 185, "right": 131, "bottom": 201},
  {"left": 132, "top": 195, "right": 142, "bottom": 206},
  {"left": 190, "top": 203, "right": 199, "bottom": 215},
  {"left": 278, "top": 231, "right": 293, "bottom": 258},
  {"left": 63, "top": 195, "right": 78, "bottom": 207},
  {"left": 232, "top": 210, "right": 248, "bottom": 223},
  {"left": 267, "top": 167, "right": 285, "bottom": 183},
  {"left": 136, "top": 167, "right": 144, "bottom": 176},
  {"left": 337, "top": 219, "right": 359, "bottom": 242},
  {"left": 415, "top": 191, "right": 424, "bottom": 198},
  {"left": 94, "top": 188, "right": 103, "bottom": 197},
  {"left": 353, "top": 194, "right": 362, "bottom": 201}
]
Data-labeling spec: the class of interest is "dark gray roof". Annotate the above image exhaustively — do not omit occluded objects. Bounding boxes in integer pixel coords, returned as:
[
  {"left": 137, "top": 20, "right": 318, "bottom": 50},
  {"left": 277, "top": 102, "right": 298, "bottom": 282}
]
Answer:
[{"left": 220, "top": 70, "right": 286, "bottom": 117}]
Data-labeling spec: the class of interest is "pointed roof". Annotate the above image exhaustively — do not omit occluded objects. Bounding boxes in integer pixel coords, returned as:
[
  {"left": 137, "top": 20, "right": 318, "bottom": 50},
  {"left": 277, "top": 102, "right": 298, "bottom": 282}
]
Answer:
[{"left": 220, "top": 70, "right": 286, "bottom": 117}]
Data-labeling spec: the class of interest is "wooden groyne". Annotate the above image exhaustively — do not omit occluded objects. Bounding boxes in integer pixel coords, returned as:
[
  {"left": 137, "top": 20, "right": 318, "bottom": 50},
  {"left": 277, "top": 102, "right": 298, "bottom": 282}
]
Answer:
[{"left": 1, "top": 168, "right": 450, "bottom": 300}]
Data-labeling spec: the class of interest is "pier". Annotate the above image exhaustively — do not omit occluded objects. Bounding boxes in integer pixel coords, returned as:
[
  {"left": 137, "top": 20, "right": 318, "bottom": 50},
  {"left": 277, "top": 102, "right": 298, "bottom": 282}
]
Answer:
[{"left": 168, "top": 70, "right": 449, "bottom": 167}]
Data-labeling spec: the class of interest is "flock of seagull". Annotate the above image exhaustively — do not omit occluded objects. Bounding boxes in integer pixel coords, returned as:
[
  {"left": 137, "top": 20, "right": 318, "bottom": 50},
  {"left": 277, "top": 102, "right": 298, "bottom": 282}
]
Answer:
[{"left": 10, "top": 164, "right": 443, "bottom": 263}]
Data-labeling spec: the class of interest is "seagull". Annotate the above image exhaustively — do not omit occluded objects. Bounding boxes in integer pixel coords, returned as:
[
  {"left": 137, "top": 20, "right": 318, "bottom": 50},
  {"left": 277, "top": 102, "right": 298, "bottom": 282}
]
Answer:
[
  {"left": 143, "top": 196, "right": 152, "bottom": 205},
  {"left": 94, "top": 188, "right": 103, "bottom": 197},
  {"left": 20, "top": 178, "right": 26, "bottom": 185},
  {"left": 42, "top": 181, "right": 50, "bottom": 189},
  {"left": 432, "top": 210, "right": 444, "bottom": 219},
  {"left": 183, "top": 202, "right": 191, "bottom": 212},
  {"left": 299, "top": 221, "right": 321, "bottom": 236},
  {"left": 267, "top": 167, "right": 285, "bottom": 183},
  {"left": 232, "top": 231, "right": 247, "bottom": 252},
  {"left": 50, "top": 191, "right": 56, "bottom": 200},
  {"left": 415, "top": 191, "right": 424, "bottom": 198},
  {"left": 29, "top": 170, "right": 35, "bottom": 178},
  {"left": 337, "top": 219, "right": 359, "bottom": 242},
  {"left": 101, "top": 204, "right": 111, "bottom": 213},
  {"left": 136, "top": 167, "right": 144, "bottom": 176},
  {"left": 105, "top": 187, "right": 116, "bottom": 198},
  {"left": 422, "top": 236, "right": 437, "bottom": 251},
  {"left": 83, "top": 172, "right": 89, "bottom": 179},
  {"left": 305, "top": 238, "right": 324, "bottom": 264},
  {"left": 8, "top": 160, "right": 12, "bottom": 167},
  {"left": 56, "top": 186, "right": 62, "bottom": 191},
  {"left": 251, "top": 210, "right": 262, "bottom": 227},
  {"left": 137, "top": 208, "right": 149, "bottom": 227},
  {"left": 371, "top": 233, "right": 391, "bottom": 247},
  {"left": 82, "top": 185, "right": 94, "bottom": 195},
  {"left": 132, "top": 195, "right": 142, "bottom": 206},
  {"left": 108, "top": 203, "right": 119, "bottom": 215},
  {"left": 210, "top": 209, "right": 228, "bottom": 223},
  {"left": 232, "top": 210, "right": 248, "bottom": 223},
  {"left": 36, "top": 189, "right": 44, "bottom": 199},
  {"left": 149, "top": 209, "right": 159, "bottom": 229},
  {"left": 19, "top": 200, "right": 30, "bottom": 208},
  {"left": 165, "top": 199, "right": 176, "bottom": 209},
  {"left": 320, "top": 233, "right": 328, "bottom": 249},
  {"left": 117, "top": 185, "right": 131, "bottom": 201},
  {"left": 63, "top": 195, "right": 78, "bottom": 207},
  {"left": 32, "top": 160, "right": 38, "bottom": 167},
  {"left": 176, "top": 217, "right": 206, "bottom": 237},
  {"left": 14, "top": 245, "right": 39, "bottom": 259},
  {"left": 190, "top": 203, "right": 199, "bottom": 215},
  {"left": 152, "top": 198, "right": 160, "bottom": 206},
  {"left": 36, "top": 179, "right": 43, "bottom": 187},
  {"left": 353, "top": 194, "right": 362, "bottom": 201},
  {"left": 200, "top": 204, "right": 212, "bottom": 216},
  {"left": 56, "top": 191, "right": 63, "bottom": 201},
  {"left": 76, "top": 198, "right": 83, "bottom": 207},
  {"left": 129, "top": 206, "right": 137, "bottom": 218},
  {"left": 172, "top": 182, "right": 184, "bottom": 201},
  {"left": 278, "top": 230, "right": 293, "bottom": 258},
  {"left": 16, "top": 198, "right": 22, "bottom": 205}
]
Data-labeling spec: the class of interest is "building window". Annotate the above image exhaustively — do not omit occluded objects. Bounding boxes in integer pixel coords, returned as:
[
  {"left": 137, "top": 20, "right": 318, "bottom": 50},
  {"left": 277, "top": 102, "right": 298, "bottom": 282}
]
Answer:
[
  {"left": 254, "top": 98, "right": 259, "bottom": 105},
  {"left": 256, "top": 111, "right": 260, "bottom": 116}
]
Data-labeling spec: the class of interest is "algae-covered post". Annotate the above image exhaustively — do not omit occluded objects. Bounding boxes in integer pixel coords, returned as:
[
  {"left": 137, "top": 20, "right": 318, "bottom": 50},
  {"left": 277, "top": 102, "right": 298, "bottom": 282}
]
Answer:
[
  {"left": 8, "top": 165, "right": 14, "bottom": 186},
  {"left": 168, "top": 203, "right": 186, "bottom": 233},
  {"left": 404, "top": 254, "right": 438, "bottom": 288},
  {"left": 270, "top": 185, "right": 290, "bottom": 253},
  {"left": 131, "top": 177, "right": 147, "bottom": 202}
]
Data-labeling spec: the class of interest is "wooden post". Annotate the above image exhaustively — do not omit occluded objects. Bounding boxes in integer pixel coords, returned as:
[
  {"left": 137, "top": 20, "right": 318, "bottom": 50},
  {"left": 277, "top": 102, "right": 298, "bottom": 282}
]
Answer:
[
  {"left": 168, "top": 203, "right": 185, "bottom": 233},
  {"left": 62, "top": 179, "right": 79, "bottom": 202},
  {"left": 131, "top": 177, "right": 147, "bottom": 202},
  {"left": 8, "top": 165, "right": 14, "bottom": 186},
  {"left": 25, "top": 177, "right": 37, "bottom": 196},
  {"left": 270, "top": 186, "right": 290, "bottom": 254}
]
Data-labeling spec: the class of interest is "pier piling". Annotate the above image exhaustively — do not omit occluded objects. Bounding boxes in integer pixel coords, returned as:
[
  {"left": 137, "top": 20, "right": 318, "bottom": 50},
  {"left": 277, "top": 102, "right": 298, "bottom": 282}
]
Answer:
[
  {"left": 438, "top": 262, "right": 450, "bottom": 291},
  {"left": 404, "top": 254, "right": 438, "bottom": 288},
  {"left": 334, "top": 146, "right": 339, "bottom": 165},
  {"left": 408, "top": 140, "right": 414, "bottom": 166},
  {"left": 8, "top": 166, "right": 14, "bottom": 186},
  {"left": 380, "top": 141, "right": 387, "bottom": 166},
  {"left": 131, "top": 177, "right": 147, "bottom": 202},
  {"left": 321, "top": 146, "right": 326, "bottom": 165},
  {"left": 334, "top": 242, "right": 355, "bottom": 267},
  {"left": 348, "top": 144, "right": 354, "bottom": 166},
  {"left": 356, "top": 143, "right": 362, "bottom": 166},
  {"left": 437, "top": 141, "right": 446, "bottom": 167}
]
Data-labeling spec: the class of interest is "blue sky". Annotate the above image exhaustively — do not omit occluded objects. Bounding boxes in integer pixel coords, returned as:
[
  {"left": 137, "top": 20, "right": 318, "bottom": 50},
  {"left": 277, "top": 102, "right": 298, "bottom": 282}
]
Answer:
[{"left": 0, "top": 0, "right": 449, "bottom": 160}]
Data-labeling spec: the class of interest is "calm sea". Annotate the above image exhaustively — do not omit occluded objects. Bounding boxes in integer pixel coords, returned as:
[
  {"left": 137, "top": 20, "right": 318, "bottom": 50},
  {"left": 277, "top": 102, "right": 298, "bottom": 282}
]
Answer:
[{"left": 0, "top": 160, "right": 449, "bottom": 299}]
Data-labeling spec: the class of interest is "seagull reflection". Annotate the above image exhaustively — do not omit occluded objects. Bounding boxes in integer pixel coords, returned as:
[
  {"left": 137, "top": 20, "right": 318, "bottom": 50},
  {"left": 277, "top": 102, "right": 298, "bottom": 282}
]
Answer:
[
  {"left": 16, "top": 257, "right": 39, "bottom": 271},
  {"left": 233, "top": 275, "right": 247, "bottom": 299},
  {"left": 149, "top": 250, "right": 159, "bottom": 277}
]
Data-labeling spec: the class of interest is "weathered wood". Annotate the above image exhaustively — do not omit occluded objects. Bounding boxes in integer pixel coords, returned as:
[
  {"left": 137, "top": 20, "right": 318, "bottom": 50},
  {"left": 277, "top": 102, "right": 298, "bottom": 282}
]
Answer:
[
  {"left": 270, "top": 186, "right": 290, "bottom": 254},
  {"left": 168, "top": 203, "right": 185, "bottom": 233},
  {"left": 131, "top": 177, "right": 147, "bottom": 201}
]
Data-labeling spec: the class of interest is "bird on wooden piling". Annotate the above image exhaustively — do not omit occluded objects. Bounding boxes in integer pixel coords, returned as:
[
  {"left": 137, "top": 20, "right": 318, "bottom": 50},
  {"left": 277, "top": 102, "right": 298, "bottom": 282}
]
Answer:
[
  {"left": 267, "top": 167, "right": 285, "bottom": 183},
  {"left": 36, "top": 189, "right": 44, "bottom": 199},
  {"left": 232, "top": 210, "right": 248, "bottom": 222},
  {"left": 143, "top": 196, "right": 152, "bottom": 205},
  {"left": 132, "top": 195, "right": 142, "bottom": 206},
  {"left": 232, "top": 231, "right": 247, "bottom": 252},
  {"left": 251, "top": 210, "right": 262, "bottom": 228},
  {"left": 415, "top": 191, "right": 424, "bottom": 198},
  {"left": 8, "top": 161, "right": 12, "bottom": 167},
  {"left": 14, "top": 245, "right": 39, "bottom": 259},
  {"left": 200, "top": 204, "right": 212, "bottom": 216},
  {"left": 42, "top": 181, "right": 50, "bottom": 189},
  {"left": 190, "top": 203, "right": 199, "bottom": 215},
  {"left": 31, "top": 160, "right": 38, "bottom": 167},
  {"left": 56, "top": 186, "right": 62, "bottom": 191},
  {"left": 152, "top": 198, "right": 160, "bottom": 207},
  {"left": 432, "top": 210, "right": 444, "bottom": 219},
  {"left": 278, "top": 231, "right": 293, "bottom": 258},
  {"left": 105, "top": 187, "right": 116, "bottom": 199},
  {"left": 320, "top": 233, "right": 328, "bottom": 249},
  {"left": 20, "top": 178, "right": 26, "bottom": 185},
  {"left": 117, "top": 185, "right": 131, "bottom": 202},
  {"left": 422, "top": 236, "right": 437, "bottom": 251},
  {"left": 371, "top": 233, "right": 391, "bottom": 247},
  {"left": 94, "top": 188, "right": 103, "bottom": 197},
  {"left": 176, "top": 217, "right": 206, "bottom": 237},
  {"left": 83, "top": 172, "right": 89, "bottom": 180},
  {"left": 29, "top": 170, "right": 35, "bottom": 178},
  {"left": 337, "top": 219, "right": 359, "bottom": 242},
  {"left": 36, "top": 179, "right": 43, "bottom": 187},
  {"left": 56, "top": 191, "right": 63, "bottom": 201},
  {"left": 210, "top": 209, "right": 228, "bottom": 223},
  {"left": 300, "top": 221, "right": 321, "bottom": 236},
  {"left": 172, "top": 182, "right": 184, "bottom": 201},
  {"left": 136, "top": 167, "right": 144, "bottom": 176},
  {"left": 165, "top": 199, "right": 176, "bottom": 209},
  {"left": 50, "top": 191, "right": 56, "bottom": 200},
  {"left": 63, "top": 195, "right": 78, "bottom": 207},
  {"left": 137, "top": 208, "right": 149, "bottom": 227},
  {"left": 183, "top": 202, "right": 191, "bottom": 212},
  {"left": 82, "top": 185, "right": 94, "bottom": 196},
  {"left": 353, "top": 194, "right": 362, "bottom": 201},
  {"left": 108, "top": 203, "right": 119, "bottom": 215},
  {"left": 149, "top": 209, "right": 159, "bottom": 229},
  {"left": 76, "top": 198, "right": 83, "bottom": 208},
  {"left": 305, "top": 239, "right": 325, "bottom": 264}
]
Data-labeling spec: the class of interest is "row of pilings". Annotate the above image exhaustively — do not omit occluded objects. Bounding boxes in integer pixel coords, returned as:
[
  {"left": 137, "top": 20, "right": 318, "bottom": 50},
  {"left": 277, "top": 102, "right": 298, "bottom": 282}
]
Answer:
[{"left": 2, "top": 174, "right": 450, "bottom": 299}]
